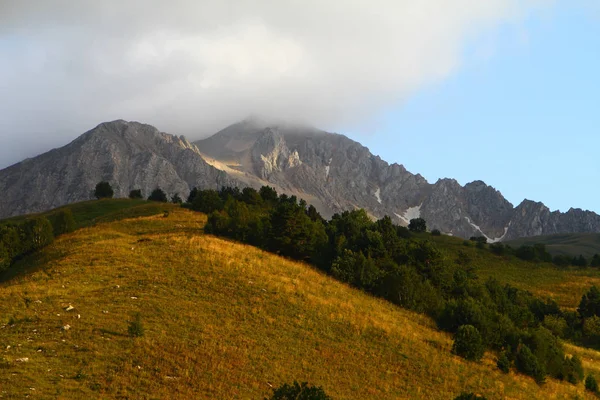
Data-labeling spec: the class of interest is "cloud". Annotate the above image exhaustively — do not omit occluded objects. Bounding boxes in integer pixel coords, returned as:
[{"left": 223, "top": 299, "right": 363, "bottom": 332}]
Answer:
[{"left": 0, "top": 0, "right": 550, "bottom": 167}]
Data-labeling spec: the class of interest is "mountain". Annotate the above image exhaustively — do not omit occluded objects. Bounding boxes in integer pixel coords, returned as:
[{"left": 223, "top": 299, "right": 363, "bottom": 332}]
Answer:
[
  {"left": 0, "top": 120, "right": 238, "bottom": 218},
  {"left": 1, "top": 117, "right": 600, "bottom": 241}
]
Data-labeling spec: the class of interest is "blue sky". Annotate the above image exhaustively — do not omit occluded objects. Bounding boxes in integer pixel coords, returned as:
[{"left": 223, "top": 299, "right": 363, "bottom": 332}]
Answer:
[{"left": 350, "top": 3, "right": 599, "bottom": 213}]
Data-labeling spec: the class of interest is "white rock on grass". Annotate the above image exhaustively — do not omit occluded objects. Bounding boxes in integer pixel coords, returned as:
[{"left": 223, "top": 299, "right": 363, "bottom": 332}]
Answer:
[
  {"left": 62, "top": 324, "right": 71, "bottom": 331},
  {"left": 15, "top": 358, "right": 29, "bottom": 362}
]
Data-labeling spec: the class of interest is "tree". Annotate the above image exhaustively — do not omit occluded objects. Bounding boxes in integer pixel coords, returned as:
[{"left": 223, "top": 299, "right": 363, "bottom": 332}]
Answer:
[
  {"left": 94, "top": 181, "right": 114, "bottom": 199},
  {"left": 51, "top": 209, "right": 75, "bottom": 236},
  {"left": 171, "top": 194, "right": 183, "bottom": 204},
  {"left": 408, "top": 218, "right": 426, "bottom": 233},
  {"left": 431, "top": 229, "right": 441, "bottom": 236},
  {"left": 187, "top": 187, "right": 199, "bottom": 204},
  {"left": 515, "top": 344, "right": 545, "bottom": 383},
  {"left": 497, "top": 351, "right": 511, "bottom": 373},
  {"left": 452, "top": 325, "right": 484, "bottom": 361},
  {"left": 191, "top": 190, "right": 223, "bottom": 213},
  {"left": 127, "top": 313, "right": 145, "bottom": 337},
  {"left": 148, "top": 188, "right": 168, "bottom": 202},
  {"left": 129, "top": 189, "right": 143, "bottom": 199},
  {"left": 591, "top": 254, "right": 600, "bottom": 268},
  {"left": 266, "top": 381, "right": 331, "bottom": 400},
  {"left": 259, "top": 185, "right": 278, "bottom": 203},
  {"left": 586, "top": 375, "right": 599, "bottom": 393},
  {"left": 578, "top": 286, "right": 600, "bottom": 318}
]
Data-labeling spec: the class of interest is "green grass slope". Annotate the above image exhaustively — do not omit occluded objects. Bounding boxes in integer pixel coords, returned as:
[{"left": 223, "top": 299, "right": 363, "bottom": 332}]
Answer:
[
  {"left": 1, "top": 209, "right": 599, "bottom": 399},
  {"left": 506, "top": 233, "right": 600, "bottom": 259}
]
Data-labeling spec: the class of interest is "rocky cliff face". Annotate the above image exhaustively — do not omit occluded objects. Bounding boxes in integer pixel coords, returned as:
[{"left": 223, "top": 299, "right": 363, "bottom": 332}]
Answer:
[
  {"left": 0, "top": 120, "right": 237, "bottom": 218},
  {"left": 195, "top": 118, "right": 600, "bottom": 240},
  {"left": 2, "top": 118, "right": 600, "bottom": 242}
]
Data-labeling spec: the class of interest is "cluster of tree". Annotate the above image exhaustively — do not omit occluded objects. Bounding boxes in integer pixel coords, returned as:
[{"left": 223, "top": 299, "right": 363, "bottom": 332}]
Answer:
[
  {"left": 0, "top": 208, "right": 75, "bottom": 273},
  {"left": 94, "top": 182, "right": 183, "bottom": 204},
  {"left": 186, "top": 185, "right": 590, "bottom": 384},
  {"left": 472, "top": 237, "right": 600, "bottom": 269}
]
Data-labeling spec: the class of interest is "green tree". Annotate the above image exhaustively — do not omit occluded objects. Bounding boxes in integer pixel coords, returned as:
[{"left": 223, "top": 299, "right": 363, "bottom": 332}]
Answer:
[
  {"left": 171, "top": 194, "right": 183, "bottom": 204},
  {"left": 516, "top": 344, "right": 545, "bottom": 383},
  {"left": 497, "top": 351, "right": 511, "bottom": 373},
  {"left": 591, "top": 254, "right": 600, "bottom": 268},
  {"left": 128, "top": 189, "right": 143, "bottom": 199},
  {"left": 94, "top": 181, "right": 114, "bottom": 199},
  {"left": 408, "top": 217, "right": 426, "bottom": 232},
  {"left": 0, "top": 242, "right": 10, "bottom": 272},
  {"left": 452, "top": 325, "right": 484, "bottom": 361},
  {"left": 586, "top": 375, "right": 599, "bottom": 393},
  {"left": 578, "top": 286, "right": 600, "bottom": 318},
  {"left": 266, "top": 381, "right": 331, "bottom": 400},
  {"left": 187, "top": 187, "right": 199, "bottom": 203},
  {"left": 148, "top": 188, "right": 168, "bottom": 202},
  {"left": 259, "top": 185, "right": 278, "bottom": 203},
  {"left": 23, "top": 217, "right": 54, "bottom": 252},
  {"left": 51, "top": 209, "right": 75, "bottom": 236},
  {"left": 192, "top": 190, "right": 224, "bottom": 213}
]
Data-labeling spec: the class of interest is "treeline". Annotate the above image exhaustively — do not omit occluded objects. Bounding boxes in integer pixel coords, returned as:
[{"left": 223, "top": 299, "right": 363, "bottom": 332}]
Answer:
[
  {"left": 469, "top": 236, "right": 600, "bottom": 268},
  {"left": 0, "top": 209, "right": 75, "bottom": 273},
  {"left": 187, "top": 185, "right": 600, "bottom": 384}
]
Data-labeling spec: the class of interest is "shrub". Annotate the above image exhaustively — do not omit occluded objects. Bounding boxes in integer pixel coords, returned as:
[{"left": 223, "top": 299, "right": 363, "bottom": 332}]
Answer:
[
  {"left": 129, "top": 189, "right": 143, "bottom": 199},
  {"left": 497, "top": 351, "right": 511, "bottom": 373},
  {"left": 51, "top": 209, "right": 75, "bottom": 236},
  {"left": 127, "top": 313, "right": 145, "bottom": 337},
  {"left": 266, "top": 381, "right": 331, "bottom": 400},
  {"left": 586, "top": 375, "right": 599, "bottom": 393},
  {"left": 431, "top": 229, "right": 441, "bottom": 236},
  {"left": 148, "top": 188, "right": 168, "bottom": 202},
  {"left": 452, "top": 325, "right": 484, "bottom": 361},
  {"left": 516, "top": 344, "right": 545, "bottom": 383},
  {"left": 94, "top": 181, "right": 114, "bottom": 199},
  {"left": 454, "top": 393, "right": 487, "bottom": 400},
  {"left": 542, "top": 315, "right": 568, "bottom": 338}
]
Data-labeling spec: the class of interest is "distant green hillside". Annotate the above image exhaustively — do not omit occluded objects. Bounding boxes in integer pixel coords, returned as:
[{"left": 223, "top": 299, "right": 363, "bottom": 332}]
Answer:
[{"left": 506, "top": 233, "right": 600, "bottom": 258}]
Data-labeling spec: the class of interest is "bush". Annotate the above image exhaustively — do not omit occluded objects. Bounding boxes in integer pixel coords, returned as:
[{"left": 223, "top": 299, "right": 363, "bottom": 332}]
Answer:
[
  {"left": 266, "top": 381, "right": 331, "bottom": 400},
  {"left": 51, "top": 209, "right": 75, "bottom": 236},
  {"left": 452, "top": 325, "right": 484, "bottom": 361},
  {"left": 129, "top": 189, "right": 143, "bottom": 199},
  {"left": 497, "top": 351, "right": 511, "bottom": 373},
  {"left": 127, "top": 313, "right": 145, "bottom": 337},
  {"left": 586, "top": 375, "right": 599, "bottom": 393},
  {"left": 454, "top": 393, "right": 487, "bottom": 400},
  {"left": 94, "top": 181, "right": 114, "bottom": 199},
  {"left": 431, "top": 229, "right": 441, "bottom": 236},
  {"left": 148, "top": 188, "right": 168, "bottom": 203},
  {"left": 516, "top": 344, "right": 545, "bottom": 383}
]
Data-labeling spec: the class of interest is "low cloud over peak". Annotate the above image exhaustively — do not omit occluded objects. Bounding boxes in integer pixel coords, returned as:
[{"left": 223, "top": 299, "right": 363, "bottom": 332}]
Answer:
[{"left": 0, "top": 0, "right": 550, "bottom": 167}]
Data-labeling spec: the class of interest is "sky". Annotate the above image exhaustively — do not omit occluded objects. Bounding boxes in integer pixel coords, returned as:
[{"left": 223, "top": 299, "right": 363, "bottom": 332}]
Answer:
[{"left": 0, "top": 1, "right": 598, "bottom": 213}]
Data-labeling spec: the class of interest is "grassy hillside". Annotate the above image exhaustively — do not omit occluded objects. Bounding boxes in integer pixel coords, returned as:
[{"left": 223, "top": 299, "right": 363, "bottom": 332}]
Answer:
[
  {"left": 427, "top": 234, "right": 600, "bottom": 311},
  {"left": 506, "top": 233, "right": 600, "bottom": 259},
  {"left": 1, "top": 208, "right": 599, "bottom": 399},
  {"left": 0, "top": 198, "right": 173, "bottom": 229}
]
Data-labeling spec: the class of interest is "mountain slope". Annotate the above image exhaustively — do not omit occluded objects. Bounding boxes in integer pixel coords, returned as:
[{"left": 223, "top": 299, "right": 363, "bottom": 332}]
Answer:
[
  {"left": 2, "top": 118, "right": 600, "bottom": 241},
  {"left": 195, "top": 118, "right": 600, "bottom": 240},
  {"left": 1, "top": 208, "right": 597, "bottom": 399},
  {"left": 0, "top": 120, "right": 237, "bottom": 218}
]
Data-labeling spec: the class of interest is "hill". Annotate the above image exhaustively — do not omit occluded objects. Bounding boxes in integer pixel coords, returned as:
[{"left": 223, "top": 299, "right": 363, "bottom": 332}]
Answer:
[
  {"left": 1, "top": 207, "right": 600, "bottom": 398},
  {"left": 505, "top": 233, "right": 600, "bottom": 259}
]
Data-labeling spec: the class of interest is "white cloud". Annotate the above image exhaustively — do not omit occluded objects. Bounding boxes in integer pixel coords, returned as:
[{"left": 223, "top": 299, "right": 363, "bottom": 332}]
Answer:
[{"left": 0, "top": 0, "right": 551, "bottom": 167}]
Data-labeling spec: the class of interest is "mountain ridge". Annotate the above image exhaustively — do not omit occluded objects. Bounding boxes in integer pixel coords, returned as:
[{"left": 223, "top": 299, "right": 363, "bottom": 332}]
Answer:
[{"left": 1, "top": 118, "right": 599, "bottom": 241}]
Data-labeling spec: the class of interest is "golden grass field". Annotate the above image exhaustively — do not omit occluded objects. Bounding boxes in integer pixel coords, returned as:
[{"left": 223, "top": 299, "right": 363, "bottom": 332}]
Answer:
[{"left": 1, "top": 206, "right": 600, "bottom": 399}]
